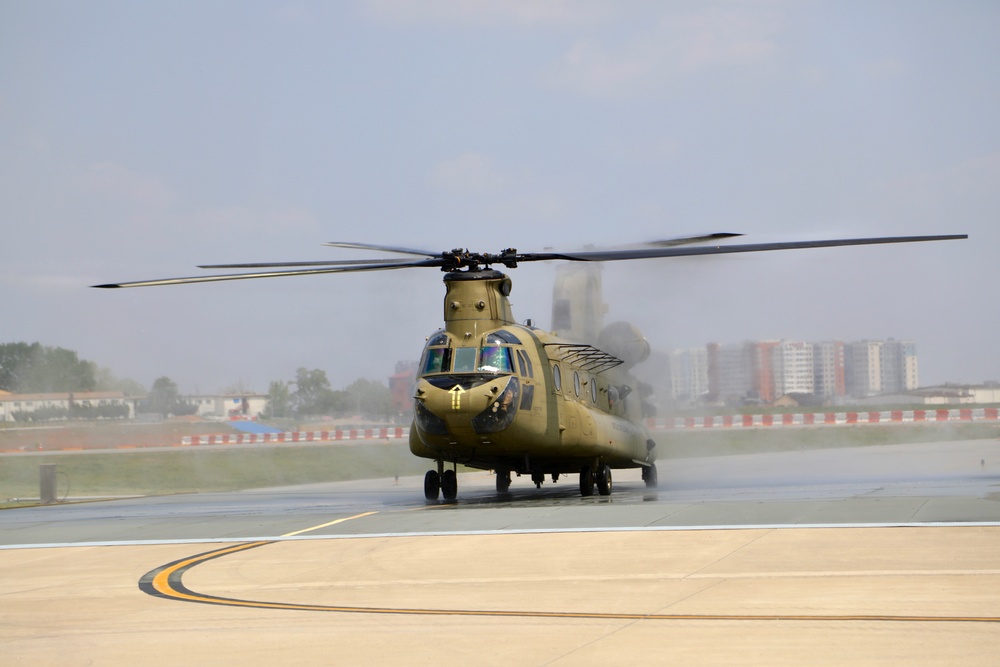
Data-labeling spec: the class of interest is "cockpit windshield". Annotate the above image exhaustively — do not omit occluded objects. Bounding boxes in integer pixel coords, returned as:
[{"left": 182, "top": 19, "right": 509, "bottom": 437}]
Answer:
[
  {"left": 419, "top": 331, "right": 516, "bottom": 376},
  {"left": 477, "top": 345, "right": 513, "bottom": 374}
]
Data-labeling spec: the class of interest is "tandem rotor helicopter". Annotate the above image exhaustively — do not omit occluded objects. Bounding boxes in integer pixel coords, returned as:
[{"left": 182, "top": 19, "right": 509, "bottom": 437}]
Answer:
[{"left": 95, "top": 232, "right": 966, "bottom": 501}]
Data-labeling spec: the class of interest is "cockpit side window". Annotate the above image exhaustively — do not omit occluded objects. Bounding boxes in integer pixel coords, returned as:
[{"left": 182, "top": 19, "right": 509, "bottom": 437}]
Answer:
[
  {"left": 421, "top": 347, "right": 452, "bottom": 375},
  {"left": 516, "top": 349, "right": 527, "bottom": 376},
  {"left": 420, "top": 332, "right": 452, "bottom": 375}
]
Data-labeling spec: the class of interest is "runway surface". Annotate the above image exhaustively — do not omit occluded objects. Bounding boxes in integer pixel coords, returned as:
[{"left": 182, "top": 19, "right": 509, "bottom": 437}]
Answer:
[{"left": 3, "top": 439, "right": 1000, "bottom": 665}]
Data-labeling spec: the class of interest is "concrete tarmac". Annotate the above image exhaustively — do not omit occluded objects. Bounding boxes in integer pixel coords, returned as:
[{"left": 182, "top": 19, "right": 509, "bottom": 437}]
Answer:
[{"left": 2, "top": 440, "right": 999, "bottom": 665}]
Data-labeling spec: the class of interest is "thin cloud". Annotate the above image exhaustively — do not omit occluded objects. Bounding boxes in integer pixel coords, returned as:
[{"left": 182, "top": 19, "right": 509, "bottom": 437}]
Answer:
[
  {"left": 71, "top": 162, "right": 175, "bottom": 212},
  {"left": 364, "top": 0, "right": 610, "bottom": 26},
  {"left": 429, "top": 152, "right": 507, "bottom": 194},
  {"left": 547, "top": 5, "right": 782, "bottom": 96}
]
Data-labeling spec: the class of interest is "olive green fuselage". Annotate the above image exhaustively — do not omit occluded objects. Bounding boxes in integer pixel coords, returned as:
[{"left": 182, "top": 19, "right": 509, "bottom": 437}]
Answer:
[{"left": 409, "top": 270, "right": 654, "bottom": 476}]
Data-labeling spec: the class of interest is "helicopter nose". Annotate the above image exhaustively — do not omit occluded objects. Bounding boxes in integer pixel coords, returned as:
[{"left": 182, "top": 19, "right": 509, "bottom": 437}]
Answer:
[{"left": 471, "top": 376, "right": 520, "bottom": 435}]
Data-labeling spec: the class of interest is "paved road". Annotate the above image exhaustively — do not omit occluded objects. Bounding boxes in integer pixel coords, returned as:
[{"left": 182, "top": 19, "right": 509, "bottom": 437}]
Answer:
[
  {"left": 4, "top": 439, "right": 998, "bottom": 546},
  {"left": 2, "top": 440, "right": 999, "bottom": 666}
]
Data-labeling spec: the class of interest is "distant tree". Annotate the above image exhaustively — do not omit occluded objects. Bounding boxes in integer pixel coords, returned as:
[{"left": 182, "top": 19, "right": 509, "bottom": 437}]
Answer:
[
  {"left": 146, "top": 376, "right": 196, "bottom": 418},
  {"left": 0, "top": 342, "right": 97, "bottom": 393},
  {"left": 94, "top": 365, "right": 146, "bottom": 396},
  {"left": 264, "top": 380, "right": 292, "bottom": 419},
  {"left": 344, "top": 378, "right": 396, "bottom": 420},
  {"left": 291, "top": 367, "right": 335, "bottom": 416}
]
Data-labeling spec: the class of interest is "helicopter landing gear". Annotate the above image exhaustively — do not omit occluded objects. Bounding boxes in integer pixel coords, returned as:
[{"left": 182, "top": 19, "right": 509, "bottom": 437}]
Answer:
[
  {"left": 423, "top": 470, "right": 440, "bottom": 500},
  {"left": 642, "top": 463, "right": 658, "bottom": 488},
  {"left": 441, "top": 469, "right": 458, "bottom": 501},
  {"left": 580, "top": 462, "right": 613, "bottom": 497},
  {"left": 425, "top": 461, "right": 458, "bottom": 501},
  {"left": 496, "top": 469, "right": 511, "bottom": 494},
  {"left": 596, "top": 464, "right": 613, "bottom": 496},
  {"left": 579, "top": 466, "right": 595, "bottom": 497},
  {"left": 531, "top": 471, "right": 545, "bottom": 488}
]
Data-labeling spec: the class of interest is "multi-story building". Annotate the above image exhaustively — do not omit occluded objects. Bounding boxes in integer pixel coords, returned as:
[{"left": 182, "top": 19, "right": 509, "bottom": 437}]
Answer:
[
  {"left": 813, "top": 340, "right": 846, "bottom": 399},
  {"left": 882, "top": 338, "right": 918, "bottom": 393},
  {"left": 707, "top": 342, "right": 754, "bottom": 405},
  {"left": 667, "top": 347, "right": 709, "bottom": 403},
  {"left": 773, "top": 340, "right": 815, "bottom": 397},
  {"left": 845, "top": 340, "right": 884, "bottom": 397},
  {"left": 749, "top": 340, "right": 779, "bottom": 403},
  {"left": 696, "top": 337, "right": 916, "bottom": 405}
]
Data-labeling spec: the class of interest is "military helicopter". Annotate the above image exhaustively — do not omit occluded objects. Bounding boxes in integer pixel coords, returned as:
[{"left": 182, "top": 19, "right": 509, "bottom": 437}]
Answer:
[{"left": 95, "top": 232, "right": 966, "bottom": 500}]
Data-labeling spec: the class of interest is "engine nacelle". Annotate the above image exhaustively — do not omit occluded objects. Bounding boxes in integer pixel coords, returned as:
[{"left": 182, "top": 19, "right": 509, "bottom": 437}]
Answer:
[{"left": 597, "top": 321, "right": 650, "bottom": 367}]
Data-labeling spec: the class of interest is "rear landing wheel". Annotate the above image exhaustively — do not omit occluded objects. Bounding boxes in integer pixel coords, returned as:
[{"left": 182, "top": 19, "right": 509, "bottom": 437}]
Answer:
[
  {"left": 642, "top": 463, "right": 658, "bottom": 488},
  {"left": 596, "top": 464, "right": 613, "bottom": 496},
  {"left": 579, "top": 466, "right": 595, "bottom": 497},
  {"left": 496, "top": 469, "right": 511, "bottom": 494}
]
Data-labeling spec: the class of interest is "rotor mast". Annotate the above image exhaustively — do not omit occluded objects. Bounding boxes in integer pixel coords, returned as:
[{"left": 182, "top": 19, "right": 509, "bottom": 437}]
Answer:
[{"left": 442, "top": 269, "right": 516, "bottom": 341}]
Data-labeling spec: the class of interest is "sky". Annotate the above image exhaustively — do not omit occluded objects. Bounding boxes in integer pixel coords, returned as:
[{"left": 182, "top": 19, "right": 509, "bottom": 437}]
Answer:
[{"left": 1, "top": 0, "right": 997, "bottom": 395}]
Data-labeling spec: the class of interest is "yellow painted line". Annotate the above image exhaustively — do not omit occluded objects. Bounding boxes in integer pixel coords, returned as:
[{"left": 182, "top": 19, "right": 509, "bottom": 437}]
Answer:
[
  {"left": 141, "top": 544, "right": 1000, "bottom": 621},
  {"left": 139, "top": 514, "right": 1000, "bottom": 623},
  {"left": 282, "top": 511, "right": 378, "bottom": 537}
]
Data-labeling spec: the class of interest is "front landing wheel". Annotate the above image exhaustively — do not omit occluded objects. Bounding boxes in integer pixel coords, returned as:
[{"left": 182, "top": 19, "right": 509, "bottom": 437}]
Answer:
[
  {"left": 441, "top": 469, "right": 458, "bottom": 501},
  {"left": 424, "top": 470, "right": 440, "bottom": 500}
]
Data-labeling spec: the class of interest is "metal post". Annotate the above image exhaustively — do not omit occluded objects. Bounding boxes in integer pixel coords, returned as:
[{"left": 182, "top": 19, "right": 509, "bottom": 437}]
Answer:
[{"left": 40, "top": 464, "right": 57, "bottom": 504}]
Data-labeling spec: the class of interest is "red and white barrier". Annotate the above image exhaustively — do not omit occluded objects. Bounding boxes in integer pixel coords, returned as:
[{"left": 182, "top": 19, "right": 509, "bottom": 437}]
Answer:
[
  {"left": 645, "top": 408, "right": 1000, "bottom": 431},
  {"left": 180, "top": 426, "right": 410, "bottom": 447}
]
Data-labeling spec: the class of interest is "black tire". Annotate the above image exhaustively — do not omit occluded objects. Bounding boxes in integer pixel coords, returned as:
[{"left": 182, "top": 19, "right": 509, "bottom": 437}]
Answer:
[
  {"left": 596, "top": 464, "right": 613, "bottom": 496},
  {"left": 441, "top": 469, "right": 458, "bottom": 501},
  {"left": 643, "top": 463, "right": 658, "bottom": 489},
  {"left": 424, "top": 470, "right": 440, "bottom": 500},
  {"left": 496, "top": 470, "right": 511, "bottom": 493},
  {"left": 579, "top": 466, "right": 595, "bottom": 497}
]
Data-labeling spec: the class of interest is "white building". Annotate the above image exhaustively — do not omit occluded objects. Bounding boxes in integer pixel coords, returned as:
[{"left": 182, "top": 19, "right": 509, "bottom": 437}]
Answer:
[
  {"left": 185, "top": 394, "right": 269, "bottom": 420},
  {"left": 773, "top": 340, "right": 815, "bottom": 396},
  {"left": 0, "top": 391, "right": 136, "bottom": 421}
]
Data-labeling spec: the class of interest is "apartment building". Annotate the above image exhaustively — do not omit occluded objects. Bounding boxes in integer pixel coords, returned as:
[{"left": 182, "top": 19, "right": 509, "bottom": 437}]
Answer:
[{"left": 699, "top": 337, "right": 916, "bottom": 405}]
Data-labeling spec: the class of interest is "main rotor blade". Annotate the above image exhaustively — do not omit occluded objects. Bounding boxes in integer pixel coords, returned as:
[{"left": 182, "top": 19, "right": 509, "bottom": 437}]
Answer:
[
  {"left": 520, "top": 235, "right": 967, "bottom": 263},
  {"left": 322, "top": 241, "right": 439, "bottom": 257},
  {"left": 198, "top": 258, "right": 411, "bottom": 269},
  {"left": 92, "top": 258, "right": 444, "bottom": 288},
  {"left": 643, "top": 232, "right": 743, "bottom": 247}
]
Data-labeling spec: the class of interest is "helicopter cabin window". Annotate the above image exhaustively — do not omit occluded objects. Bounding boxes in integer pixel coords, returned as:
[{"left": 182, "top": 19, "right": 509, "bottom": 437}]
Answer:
[
  {"left": 552, "top": 364, "right": 562, "bottom": 392},
  {"left": 573, "top": 371, "right": 581, "bottom": 397},
  {"left": 590, "top": 377, "right": 598, "bottom": 403}
]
